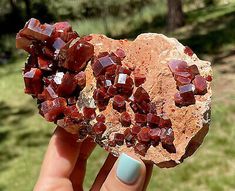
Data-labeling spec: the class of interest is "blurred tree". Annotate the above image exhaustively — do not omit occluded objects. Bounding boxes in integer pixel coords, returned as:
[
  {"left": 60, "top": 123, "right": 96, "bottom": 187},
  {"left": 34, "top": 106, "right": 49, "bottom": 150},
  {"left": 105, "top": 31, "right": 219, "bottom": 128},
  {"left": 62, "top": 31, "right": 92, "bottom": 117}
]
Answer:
[
  {"left": 204, "top": 0, "right": 216, "bottom": 6},
  {"left": 167, "top": 0, "right": 185, "bottom": 31}
]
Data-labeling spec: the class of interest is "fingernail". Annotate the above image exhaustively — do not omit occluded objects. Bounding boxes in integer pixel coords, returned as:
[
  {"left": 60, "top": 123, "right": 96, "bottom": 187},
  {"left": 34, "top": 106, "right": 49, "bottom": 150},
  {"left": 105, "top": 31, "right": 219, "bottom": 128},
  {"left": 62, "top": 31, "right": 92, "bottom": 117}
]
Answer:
[{"left": 116, "top": 153, "right": 141, "bottom": 184}]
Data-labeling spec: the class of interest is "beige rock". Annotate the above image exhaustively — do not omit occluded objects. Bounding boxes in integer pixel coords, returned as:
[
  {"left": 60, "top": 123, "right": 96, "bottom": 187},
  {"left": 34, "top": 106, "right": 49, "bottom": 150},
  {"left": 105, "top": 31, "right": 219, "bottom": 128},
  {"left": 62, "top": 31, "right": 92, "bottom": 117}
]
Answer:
[{"left": 67, "top": 33, "right": 212, "bottom": 168}]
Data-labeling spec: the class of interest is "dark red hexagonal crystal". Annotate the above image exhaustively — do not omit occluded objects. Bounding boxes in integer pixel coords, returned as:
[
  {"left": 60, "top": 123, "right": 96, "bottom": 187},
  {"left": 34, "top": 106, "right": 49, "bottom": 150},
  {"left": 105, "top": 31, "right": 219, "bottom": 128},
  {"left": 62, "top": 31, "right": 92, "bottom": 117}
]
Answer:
[
  {"left": 168, "top": 60, "right": 188, "bottom": 73},
  {"left": 74, "top": 71, "right": 86, "bottom": 90},
  {"left": 134, "top": 143, "right": 149, "bottom": 156},
  {"left": 120, "top": 112, "right": 131, "bottom": 127},
  {"left": 96, "top": 114, "right": 106, "bottom": 123},
  {"left": 193, "top": 75, "right": 207, "bottom": 95},
  {"left": 107, "top": 85, "right": 117, "bottom": 96},
  {"left": 60, "top": 39, "right": 94, "bottom": 72},
  {"left": 159, "top": 116, "right": 172, "bottom": 128},
  {"left": 124, "top": 128, "right": 135, "bottom": 142},
  {"left": 83, "top": 107, "right": 96, "bottom": 120},
  {"left": 160, "top": 127, "right": 174, "bottom": 145},
  {"left": 20, "top": 18, "right": 54, "bottom": 41},
  {"left": 188, "top": 64, "right": 199, "bottom": 78},
  {"left": 92, "top": 55, "right": 115, "bottom": 76},
  {"left": 24, "top": 68, "right": 43, "bottom": 95},
  {"left": 184, "top": 46, "right": 194, "bottom": 56},
  {"left": 37, "top": 57, "right": 52, "bottom": 71},
  {"left": 57, "top": 73, "right": 77, "bottom": 97},
  {"left": 114, "top": 133, "right": 125, "bottom": 146},
  {"left": 147, "top": 113, "right": 160, "bottom": 125},
  {"left": 179, "top": 84, "right": 196, "bottom": 105},
  {"left": 16, "top": 33, "right": 33, "bottom": 53},
  {"left": 135, "top": 113, "right": 147, "bottom": 125},
  {"left": 131, "top": 125, "right": 142, "bottom": 135},
  {"left": 40, "top": 97, "right": 67, "bottom": 122},
  {"left": 206, "top": 75, "right": 212, "bottom": 82},
  {"left": 137, "top": 127, "right": 150, "bottom": 143},
  {"left": 93, "top": 122, "right": 106, "bottom": 135},
  {"left": 115, "top": 48, "right": 126, "bottom": 60},
  {"left": 112, "top": 95, "right": 126, "bottom": 112},
  {"left": 134, "top": 73, "right": 146, "bottom": 87},
  {"left": 53, "top": 21, "right": 72, "bottom": 32},
  {"left": 133, "top": 87, "right": 150, "bottom": 103},
  {"left": 149, "top": 128, "right": 161, "bottom": 142},
  {"left": 174, "top": 92, "right": 184, "bottom": 106},
  {"left": 52, "top": 37, "right": 66, "bottom": 50}
]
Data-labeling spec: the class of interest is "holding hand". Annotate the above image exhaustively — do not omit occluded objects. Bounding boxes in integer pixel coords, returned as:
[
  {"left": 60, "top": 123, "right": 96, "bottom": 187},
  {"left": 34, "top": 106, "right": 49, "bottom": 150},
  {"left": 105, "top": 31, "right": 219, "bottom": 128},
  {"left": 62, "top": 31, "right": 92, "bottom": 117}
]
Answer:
[{"left": 34, "top": 127, "right": 153, "bottom": 191}]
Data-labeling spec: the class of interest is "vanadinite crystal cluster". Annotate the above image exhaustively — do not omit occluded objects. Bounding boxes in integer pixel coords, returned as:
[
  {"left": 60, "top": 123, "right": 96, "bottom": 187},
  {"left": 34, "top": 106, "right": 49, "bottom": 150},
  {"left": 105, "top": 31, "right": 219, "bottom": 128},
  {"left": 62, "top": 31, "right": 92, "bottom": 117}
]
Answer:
[
  {"left": 168, "top": 60, "right": 211, "bottom": 107},
  {"left": 16, "top": 18, "right": 212, "bottom": 162}
]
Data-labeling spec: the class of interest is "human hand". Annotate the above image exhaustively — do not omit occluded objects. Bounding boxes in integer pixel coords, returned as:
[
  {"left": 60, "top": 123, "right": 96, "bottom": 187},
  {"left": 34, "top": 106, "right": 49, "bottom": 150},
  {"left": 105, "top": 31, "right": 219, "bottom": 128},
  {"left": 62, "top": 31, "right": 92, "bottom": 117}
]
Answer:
[{"left": 34, "top": 127, "right": 153, "bottom": 191}]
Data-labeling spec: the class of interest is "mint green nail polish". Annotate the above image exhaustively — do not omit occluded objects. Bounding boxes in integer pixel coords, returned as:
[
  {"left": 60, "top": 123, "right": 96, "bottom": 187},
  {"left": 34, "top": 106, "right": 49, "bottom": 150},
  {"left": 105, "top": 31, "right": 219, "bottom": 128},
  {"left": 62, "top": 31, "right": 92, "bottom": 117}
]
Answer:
[{"left": 116, "top": 153, "right": 141, "bottom": 184}]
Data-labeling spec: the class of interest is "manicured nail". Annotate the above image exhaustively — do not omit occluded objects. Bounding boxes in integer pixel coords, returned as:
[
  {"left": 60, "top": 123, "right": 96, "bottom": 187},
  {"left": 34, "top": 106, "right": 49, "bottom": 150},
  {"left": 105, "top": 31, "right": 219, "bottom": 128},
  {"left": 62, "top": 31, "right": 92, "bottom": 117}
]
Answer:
[{"left": 116, "top": 153, "right": 141, "bottom": 184}]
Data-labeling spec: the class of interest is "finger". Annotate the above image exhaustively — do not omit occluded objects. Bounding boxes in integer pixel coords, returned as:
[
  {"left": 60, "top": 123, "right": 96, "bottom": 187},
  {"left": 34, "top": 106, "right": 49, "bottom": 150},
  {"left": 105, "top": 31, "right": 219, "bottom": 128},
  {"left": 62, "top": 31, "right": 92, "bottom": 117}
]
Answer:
[
  {"left": 70, "top": 137, "right": 96, "bottom": 191},
  {"left": 90, "top": 153, "right": 117, "bottom": 191},
  {"left": 142, "top": 162, "right": 153, "bottom": 191},
  {"left": 100, "top": 153, "right": 146, "bottom": 191},
  {"left": 34, "top": 127, "right": 81, "bottom": 191}
]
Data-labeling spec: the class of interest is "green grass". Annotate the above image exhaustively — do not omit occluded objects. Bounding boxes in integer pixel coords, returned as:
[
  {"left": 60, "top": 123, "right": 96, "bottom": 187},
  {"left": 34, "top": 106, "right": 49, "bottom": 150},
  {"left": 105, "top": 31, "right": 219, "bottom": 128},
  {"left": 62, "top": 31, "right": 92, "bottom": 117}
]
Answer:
[{"left": 1, "top": 2, "right": 235, "bottom": 191}]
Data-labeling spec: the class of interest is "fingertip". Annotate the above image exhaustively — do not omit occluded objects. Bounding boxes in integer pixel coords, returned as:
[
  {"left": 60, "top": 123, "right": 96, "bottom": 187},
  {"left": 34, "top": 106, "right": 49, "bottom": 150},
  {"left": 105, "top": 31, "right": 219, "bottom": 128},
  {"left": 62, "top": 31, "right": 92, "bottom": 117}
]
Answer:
[{"left": 100, "top": 152, "right": 146, "bottom": 191}]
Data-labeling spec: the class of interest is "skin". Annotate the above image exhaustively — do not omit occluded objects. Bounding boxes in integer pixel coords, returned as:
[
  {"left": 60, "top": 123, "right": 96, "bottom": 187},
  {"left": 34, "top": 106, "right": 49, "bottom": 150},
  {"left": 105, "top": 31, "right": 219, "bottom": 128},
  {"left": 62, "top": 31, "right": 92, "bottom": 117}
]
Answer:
[{"left": 34, "top": 127, "right": 153, "bottom": 191}]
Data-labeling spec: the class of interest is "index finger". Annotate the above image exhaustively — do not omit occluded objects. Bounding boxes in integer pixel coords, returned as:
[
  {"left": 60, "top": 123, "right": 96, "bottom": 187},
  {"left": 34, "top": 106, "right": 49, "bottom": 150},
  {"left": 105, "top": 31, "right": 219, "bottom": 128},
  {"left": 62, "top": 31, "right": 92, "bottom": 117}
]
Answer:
[{"left": 37, "top": 127, "right": 81, "bottom": 180}]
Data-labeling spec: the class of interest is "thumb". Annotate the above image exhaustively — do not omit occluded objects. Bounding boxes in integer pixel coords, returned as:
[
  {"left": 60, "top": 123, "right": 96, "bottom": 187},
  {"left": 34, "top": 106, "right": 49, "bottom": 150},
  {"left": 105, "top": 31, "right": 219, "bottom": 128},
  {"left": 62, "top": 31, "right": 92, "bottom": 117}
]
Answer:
[{"left": 100, "top": 153, "right": 146, "bottom": 191}]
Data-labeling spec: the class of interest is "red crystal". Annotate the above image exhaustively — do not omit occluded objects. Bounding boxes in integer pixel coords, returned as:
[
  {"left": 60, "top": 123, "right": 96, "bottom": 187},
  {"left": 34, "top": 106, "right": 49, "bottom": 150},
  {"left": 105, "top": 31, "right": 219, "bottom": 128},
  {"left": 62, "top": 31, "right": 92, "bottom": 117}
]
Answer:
[
  {"left": 52, "top": 37, "right": 66, "bottom": 50},
  {"left": 83, "top": 107, "right": 96, "bottom": 120},
  {"left": 74, "top": 71, "right": 86, "bottom": 89},
  {"left": 124, "top": 128, "right": 135, "bottom": 142},
  {"left": 53, "top": 21, "right": 72, "bottom": 32},
  {"left": 114, "top": 133, "right": 125, "bottom": 146},
  {"left": 93, "top": 122, "right": 106, "bottom": 135},
  {"left": 134, "top": 73, "right": 146, "bottom": 87},
  {"left": 168, "top": 60, "right": 188, "bottom": 73},
  {"left": 37, "top": 57, "right": 52, "bottom": 71},
  {"left": 134, "top": 143, "right": 148, "bottom": 156},
  {"left": 41, "top": 85, "right": 58, "bottom": 100},
  {"left": 108, "top": 140, "right": 116, "bottom": 147},
  {"left": 179, "top": 84, "right": 196, "bottom": 105},
  {"left": 96, "top": 75, "right": 106, "bottom": 88},
  {"left": 20, "top": 18, "right": 54, "bottom": 41},
  {"left": 92, "top": 55, "right": 115, "bottom": 76},
  {"left": 61, "top": 40, "right": 94, "bottom": 71},
  {"left": 115, "top": 66, "right": 131, "bottom": 75},
  {"left": 57, "top": 73, "right": 77, "bottom": 97},
  {"left": 96, "top": 114, "right": 106, "bottom": 123},
  {"left": 193, "top": 75, "right": 207, "bottom": 95},
  {"left": 159, "top": 116, "right": 172, "bottom": 128},
  {"left": 147, "top": 113, "right": 160, "bottom": 125},
  {"left": 133, "top": 87, "right": 150, "bottom": 103},
  {"left": 137, "top": 127, "right": 150, "bottom": 143},
  {"left": 23, "top": 68, "right": 43, "bottom": 95},
  {"left": 93, "top": 88, "right": 108, "bottom": 101},
  {"left": 107, "top": 85, "right": 117, "bottom": 96},
  {"left": 131, "top": 125, "right": 142, "bottom": 135},
  {"left": 149, "top": 128, "right": 161, "bottom": 141},
  {"left": 115, "top": 48, "right": 126, "bottom": 60},
  {"left": 136, "top": 101, "right": 150, "bottom": 114},
  {"left": 130, "top": 102, "right": 139, "bottom": 113},
  {"left": 206, "top": 75, "right": 212, "bottom": 82},
  {"left": 174, "top": 92, "right": 184, "bottom": 106},
  {"left": 15, "top": 33, "right": 33, "bottom": 53},
  {"left": 188, "top": 65, "right": 199, "bottom": 78},
  {"left": 135, "top": 113, "right": 147, "bottom": 124},
  {"left": 96, "top": 100, "right": 109, "bottom": 111},
  {"left": 67, "top": 97, "right": 77, "bottom": 105},
  {"left": 112, "top": 95, "right": 126, "bottom": 112},
  {"left": 40, "top": 97, "right": 67, "bottom": 122},
  {"left": 160, "top": 127, "right": 174, "bottom": 145},
  {"left": 184, "top": 46, "right": 194, "bottom": 56},
  {"left": 120, "top": 112, "right": 131, "bottom": 127}
]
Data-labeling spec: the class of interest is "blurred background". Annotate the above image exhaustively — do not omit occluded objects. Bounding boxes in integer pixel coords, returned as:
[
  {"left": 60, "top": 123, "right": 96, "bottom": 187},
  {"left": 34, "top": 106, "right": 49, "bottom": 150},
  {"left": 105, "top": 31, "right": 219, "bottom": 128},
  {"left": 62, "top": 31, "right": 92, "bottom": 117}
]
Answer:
[{"left": 0, "top": 0, "right": 235, "bottom": 190}]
